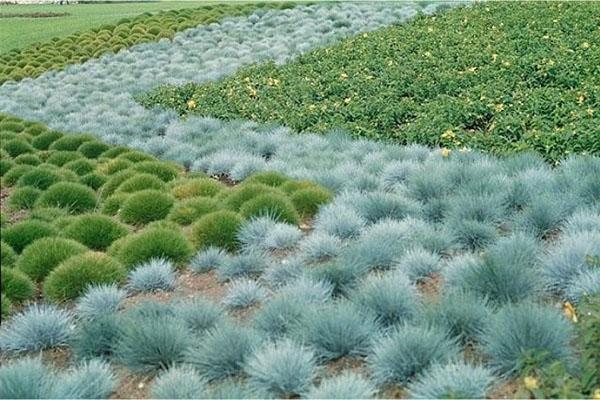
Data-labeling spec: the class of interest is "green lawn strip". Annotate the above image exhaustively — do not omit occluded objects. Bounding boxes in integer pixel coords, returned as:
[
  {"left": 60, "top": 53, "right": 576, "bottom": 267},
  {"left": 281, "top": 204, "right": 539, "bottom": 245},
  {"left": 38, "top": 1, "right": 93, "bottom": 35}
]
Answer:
[
  {"left": 0, "top": 113, "right": 331, "bottom": 307},
  {"left": 139, "top": 2, "right": 600, "bottom": 162},
  {"left": 0, "top": 2, "right": 297, "bottom": 83}
]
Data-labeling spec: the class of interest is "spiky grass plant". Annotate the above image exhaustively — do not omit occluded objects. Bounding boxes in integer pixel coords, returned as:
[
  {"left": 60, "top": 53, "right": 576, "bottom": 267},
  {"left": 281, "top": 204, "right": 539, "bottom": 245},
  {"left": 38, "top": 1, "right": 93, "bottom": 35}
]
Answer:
[
  {"left": 190, "top": 246, "right": 229, "bottom": 273},
  {"left": 447, "top": 218, "right": 498, "bottom": 251},
  {"left": 517, "top": 193, "right": 571, "bottom": 238},
  {"left": 565, "top": 269, "right": 600, "bottom": 304},
  {"left": 294, "top": 301, "right": 377, "bottom": 360},
  {"left": 126, "top": 258, "right": 176, "bottom": 293},
  {"left": 368, "top": 324, "right": 460, "bottom": 385},
  {"left": 239, "top": 193, "right": 300, "bottom": 225},
  {"left": 261, "top": 257, "right": 305, "bottom": 287},
  {"left": 290, "top": 186, "right": 333, "bottom": 218},
  {"left": 244, "top": 339, "right": 318, "bottom": 397},
  {"left": 351, "top": 271, "right": 419, "bottom": 327},
  {"left": 0, "top": 356, "right": 54, "bottom": 399},
  {"left": 116, "top": 173, "right": 166, "bottom": 194},
  {"left": 71, "top": 314, "right": 120, "bottom": 360},
  {"left": 0, "top": 304, "right": 72, "bottom": 352},
  {"left": 112, "top": 227, "right": 192, "bottom": 268},
  {"left": 1, "top": 240, "right": 16, "bottom": 267},
  {"left": 298, "top": 232, "right": 342, "bottom": 263},
  {"left": 75, "top": 283, "right": 126, "bottom": 320},
  {"left": 311, "top": 257, "right": 369, "bottom": 296},
  {"left": 168, "top": 197, "right": 219, "bottom": 225},
  {"left": 16, "top": 236, "right": 86, "bottom": 281},
  {"left": 51, "top": 359, "right": 117, "bottom": 399},
  {"left": 2, "top": 219, "right": 56, "bottom": 253},
  {"left": 313, "top": 203, "right": 365, "bottom": 239},
  {"left": 354, "top": 192, "right": 421, "bottom": 223},
  {"left": 217, "top": 251, "right": 268, "bottom": 282},
  {"left": 253, "top": 294, "right": 309, "bottom": 339},
  {"left": 1, "top": 267, "right": 34, "bottom": 302},
  {"left": 36, "top": 181, "right": 97, "bottom": 213},
  {"left": 407, "top": 362, "right": 496, "bottom": 399},
  {"left": 393, "top": 247, "right": 441, "bottom": 282},
  {"left": 119, "top": 189, "right": 174, "bottom": 225},
  {"left": 7, "top": 186, "right": 41, "bottom": 210},
  {"left": 479, "top": 302, "right": 574, "bottom": 376},
  {"left": 151, "top": 365, "right": 208, "bottom": 399},
  {"left": 173, "top": 297, "right": 225, "bottom": 334},
  {"left": 562, "top": 209, "right": 600, "bottom": 235},
  {"left": 64, "top": 214, "right": 129, "bottom": 250},
  {"left": 185, "top": 322, "right": 261, "bottom": 381},
  {"left": 222, "top": 278, "right": 268, "bottom": 309},
  {"left": 307, "top": 371, "right": 377, "bottom": 399},
  {"left": 192, "top": 210, "right": 243, "bottom": 251}
]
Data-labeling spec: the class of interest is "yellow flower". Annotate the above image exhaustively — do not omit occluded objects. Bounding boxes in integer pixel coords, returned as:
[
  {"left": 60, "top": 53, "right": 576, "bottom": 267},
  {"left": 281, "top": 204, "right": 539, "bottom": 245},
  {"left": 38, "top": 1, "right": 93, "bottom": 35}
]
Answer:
[
  {"left": 187, "top": 99, "right": 197, "bottom": 109},
  {"left": 244, "top": 77, "right": 251, "bottom": 83},
  {"left": 267, "top": 78, "right": 280, "bottom": 86},
  {"left": 582, "top": 42, "right": 590, "bottom": 49},
  {"left": 593, "top": 388, "right": 600, "bottom": 400},
  {"left": 524, "top": 376, "right": 538, "bottom": 390},
  {"left": 494, "top": 103, "right": 505, "bottom": 112},
  {"left": 340, "top": 72, "right": 348, "bottom": 79},
  {"left": 344, "top": 97, "right": 352, "bottom": 104},
  {"left": 441, "top": 148, "right": 451, "bottom": 157},
  {"left": 491, "top": 53, "right": 498, "bottom": 62},
  {"left": 424, "top": 51, "right": 432, "bottom": 58},
  {"left": 308, "top": 104, "right": 317, "bottom": 111},
  {"left": 441, "top": 129, "right": 456, "bottom": 140},
  {"left": 564, "top": 302, "right": 578, "bottom": 323},
  {"left": 588, "top": 108, "right": 595, "bottom": 116},
  {"left": 466, "top": 66, "right": 477, "bottom": 73}
]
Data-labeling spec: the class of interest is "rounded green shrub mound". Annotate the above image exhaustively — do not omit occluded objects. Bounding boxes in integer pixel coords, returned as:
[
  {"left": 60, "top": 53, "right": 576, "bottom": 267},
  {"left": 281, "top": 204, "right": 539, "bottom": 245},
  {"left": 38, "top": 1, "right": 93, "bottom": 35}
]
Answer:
[
  {"left": 290, "top": 187, "right": 333, "bottom": 218},
  {"left": 49, "top": 134, "right": 95, "bottom": 151},
  {"left": 8, "top": 186, "right": 41, "bottom": 210},
  {"left": 222, "top": 183, "right": 280, "bottom": 211},
  {"left": 78, "top": 141, "right": 110, "bottom": 159},
  {"left": 2, "top": 164, "right": 35, "bottom": 186},
  {"left": 65, "top": 214, "right": 129, "bottom": 250},
  {"left": 279, "top": 180, "right": 318, "bottom": 194},
  {"left": 36, "top": 182, "right": 97, "bottom": 213},
  {"left": 31, "top": 131, "right": 63, "bottom": 150},
  {"left": 101, "top": 158, "right": 133, "bottom": 175},
  {"left": 244, "top": 171, "right": 290, "bottom": 187},
  {"left": 240, "top": 193, "right": 300, "bottom": 225},
  {"left": 16, "top": 167, "right": 63, "bottom": 190},
  {"left": 117, "top": 150, "right": 155, "bottom": 163},
  {"left": 1, "top": 268, "right": 34, "bottom": 302},
  {"left": 43, "top": 252, "right": 126, "bottom": 302},
  {"left": 168, "top": 197, "right": 219, "bottom": 225},
  {"left": 0, "top": 159, "right": 15, "bottom": 176},
  {"left": 80, "top": 172, "right": 106, "bottom": 190},
  {"left": 14, "top": 153, "right": 41, "bottom": 166},
  {"left": 2, "top": 219, "right": 56, "bottom": 253},
  {"left": 191, "top": 210, "right": 243, "bottom": 251},
  {"left": 1, "top": 240, "right": 17, "bottom": 267},
  {"left": 29, "top": 207, "right": 68, "bottom": 223},
  {"left": 63, "top": 159, "right": 95, "bottom": 176},
  {"left": 99, "top": 169, "right": 136, "bottom": 197},
  {"left": 116, "top": 173, "right": 165, "bottom": 194},
  {"left": 46, "top": 150, "right": 83, "bottom": 167},
  {"left": 100, "top": 146, "right": 130, "bottom": 159},
  {"left": 101, "top": 193, "right": 130, "bottom": 216},
  {"left": 131, "top": 161, "right": 180, "bottom": 182},
  {"left": 113, "top": 227, "right": 192, "bottom": 268},
  {"left": 4, "top": 139, "right": 34, "bottom": 157},
  {"left": 171, "top": 177, "right": 224, "bottom": 199},
  {"left": 17, "top": 237, "right": 87, "bottom": 281},
  {"left": 119, "top": 190, "right": 174, "bottom": 225}
]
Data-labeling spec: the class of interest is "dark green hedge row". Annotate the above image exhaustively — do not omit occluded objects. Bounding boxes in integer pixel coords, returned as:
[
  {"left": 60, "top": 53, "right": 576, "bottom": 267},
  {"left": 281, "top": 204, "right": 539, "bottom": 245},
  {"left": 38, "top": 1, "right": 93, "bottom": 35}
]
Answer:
[
  {"left": 0, "top": 2, "right": 296, "bottom": 84},
  {"left": 139, "top": 2, "right": 600, "bottom": 162}
]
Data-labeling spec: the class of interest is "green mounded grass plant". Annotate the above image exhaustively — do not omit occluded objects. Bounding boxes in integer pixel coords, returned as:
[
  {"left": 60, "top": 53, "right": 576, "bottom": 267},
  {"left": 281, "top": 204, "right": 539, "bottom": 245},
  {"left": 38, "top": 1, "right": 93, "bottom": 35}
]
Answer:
[
  {"left": 191, "top": 210, "right": 243, "bottom": 251},
  {"left": 64, "top": 214, "right": 129, "bottom": 250},
  {"left": 171, "top": 177, "right": 224, "bottom": 199},
  {"left": 36, "top": 182, "right": 97, "bottom": 213},
  {"left": 168, "top": 197, "right": 220, "bottom": 226},
  {"left": 239, "top": 193, "right": 300, "bottom": 225},
  {"left": 16, "top": 237, "right": 87, "bottom": 281},
  {"left": 119, "top": 189, "right": 174, "bottom": 225},
  {"left": 1, "top": 268, "right": 34, "bottom": 303},
  {"left": 1, "top": 219, "right": 56, "bottom": 253},
  {"left": 7, "top": 186, "right": 41, "bottom": 210}
]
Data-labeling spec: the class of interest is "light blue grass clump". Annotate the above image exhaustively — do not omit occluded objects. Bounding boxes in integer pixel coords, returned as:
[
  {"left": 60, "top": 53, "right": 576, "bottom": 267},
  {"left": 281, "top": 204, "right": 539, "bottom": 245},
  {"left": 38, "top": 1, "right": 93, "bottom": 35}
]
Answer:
[
  {"left": 278, "top": 275, "right": 333, "bottom": 304},
  {"left": 238, "top": 216, "right": 302, "bottom": 252},
  {"left": 51, "top": 359, "right": 117, "bottom": 399},
  {"left": 368, "top": 324, "right": 460, "bottom": 385},
  {"left": 217, "top": 251, "right": 268, "bottom": 282},
  {"left": 542, "top": 231, "right": 600, "bottom": 296},
  {"left": 0, "top": 304, "right": 72, "bottom": 353},
  {"left": 263, "top": 222, "right": 302, "bottom": 250},
  {"left": 479, "top": 302, "right": 575, "bottom": 376},
  {"left": 205, "top": 379, "right": 264, "bottom": 399},
  {"left": 407, "top": 362, "right": 497, "bottom": 399},
  {"left": 310, "top": 257, "right": 370, "bottom": 296},
  {"left": 352, "top": 191, "right": 421, "bottom": 223},
  {"left": 565, "top": 269, "right": 600, "bottom": 304},
  {"left": 127, "top": 258, "right": 176, "bottom": 293},
  {"left": 71, "top": 314, "right": 121, "bottom": 360},
  {"left": 75, "top": 283, "right": 126, "bottom": 320},
  {"left": 351, "top": 270, "right": 419, "bottom": 327},
  {"left": 393, "top": 247, "right": 441, "bottom": 282},
  {"left": 298, "top": 232, "right": 343, "bottom": 263},
  {"left": 190, "top": 246, "right": 229, "bottom": 273},
  {"left": 562, "top": 209, "right": 600, "bottom": 235},
  {"left": 0, "top": 356, "right": 54, "bottom": 399},
  {"left": 313, "top": 203, "right": 365, "bottom": 239},
  {"left": 151, "top": 365, "right": 208, "bottom": 399},
  {"left": 307, "top": 371, "right": 377, "bottom": 399},
  {"left": 516, "top": 193, "right": 573, "bottom": 238},
  {"left": 261, "top": 257, "right": 304, "bottom": 288},
  {"left": 381, "top": 160, "right": 419, "bottom": 190},
  {"left": 186, "top": 322, "right": 262, "bottom": 381},
  {"left": 244, "top": 339, "right": 318, "bottom": 398},
  {"left": 223, "top": 278, "right": 268, "bottom": 309},
  {"left": 447, "top": 217, "right": 498, "bottom": 251},
  {"left": 173, "top": 297, "right": 225, "bottom": 334},
  {"left": 293, "top": 301, "right": 377, "bottom": 360}
]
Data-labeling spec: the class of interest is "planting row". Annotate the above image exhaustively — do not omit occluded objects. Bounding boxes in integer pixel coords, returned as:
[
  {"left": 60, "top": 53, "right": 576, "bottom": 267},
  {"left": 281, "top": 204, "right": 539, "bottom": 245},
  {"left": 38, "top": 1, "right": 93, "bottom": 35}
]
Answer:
[
  {"left": 0, "top": 113, "right": 332, "bottom": 309},
  {"left": 0, "top": 2, "right": 450, "bottom": 148},
  {"left": 140, "top": 2, "right": 600, "bottom": 162},
  {"left": 0, "top": 2, "right": 295, "bottom": 84}
]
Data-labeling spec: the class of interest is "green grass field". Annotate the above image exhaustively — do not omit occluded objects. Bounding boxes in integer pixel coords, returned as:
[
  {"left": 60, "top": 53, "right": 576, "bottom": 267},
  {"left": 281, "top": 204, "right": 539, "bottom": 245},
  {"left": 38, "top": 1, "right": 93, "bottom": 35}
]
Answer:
[{"left": 0, "top": 1, "right": 216, "bottom": 52}]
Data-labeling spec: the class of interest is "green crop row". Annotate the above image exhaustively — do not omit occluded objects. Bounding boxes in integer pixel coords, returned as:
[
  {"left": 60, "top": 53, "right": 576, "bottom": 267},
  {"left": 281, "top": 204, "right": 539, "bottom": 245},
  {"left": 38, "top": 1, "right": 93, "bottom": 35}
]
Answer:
[
  {"left": 139, "top": 2, "right": 600, "bottom": 163},
  {"left": 0, "top": 2, "right": 296, "bottom": 84},
  {"left": 0, "top": 113, "right": 331, "bottom": 310}
]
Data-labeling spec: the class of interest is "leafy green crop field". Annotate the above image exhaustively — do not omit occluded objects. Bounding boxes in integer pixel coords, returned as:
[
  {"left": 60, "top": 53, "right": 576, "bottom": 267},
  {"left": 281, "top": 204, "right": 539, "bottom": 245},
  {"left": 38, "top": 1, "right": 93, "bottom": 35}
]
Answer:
[
  {"left": 0, "top": 2, "right": 222, "bottom": 53},
  {"left": 140, "top": 2, "right": 600, "bottom": 162}
]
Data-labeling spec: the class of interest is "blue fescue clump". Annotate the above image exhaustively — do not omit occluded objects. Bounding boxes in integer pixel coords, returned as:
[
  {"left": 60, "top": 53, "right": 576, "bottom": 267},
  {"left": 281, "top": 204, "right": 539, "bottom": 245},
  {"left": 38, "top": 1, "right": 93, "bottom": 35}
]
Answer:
[
  {"left": 151, "top": 366, "right": 208, "bottom": 399},
  {"left": 71, "top": 314, "right": 120, "bottom": 360},
  {"left": 294, "top": 301, "right": 377, "bottom": 360},
  {"left": 263, "top": 222, "right": 302, "bottom": 250},
  {"left": 185, "top": 322, "right": 261, "bottom": 381},
  {"left": 190, "top": 246, "right": 229, "bottom": 273},
  {"left": 253, "top": 293, "right": 312, "bottom": 339},
  {"left": 393, "top": 247, "right": 441, "bottom": 283},
  {"left": 0, "top": 357, "right": 54, "bottom": 399},
  {"left": 353, "top": 191, "right": 421, "bottom": 223},
  {"left": 261, "top": 257, "right": 304, "bottom": 288},
  {"left": 51, "top": 359, "right": 117, "bottom": 399},
  {"left": 298, "top": 232, "right": 342, "bottom": 263},
  {"left": 517, "top": 193, "right": 573, "bottom": 238},
  {"left": 307, "top": 371, "right": 377, "bottom": 399},
  {"left": 217, "top": 251, "right": 268, "bottom": 282},
  {"left": 407, "top": 362, "right": 496, "bottom": 399},
  {"left": 311, "top": 257, "right": 369, "bottom": 296},
  {"left": 313, "top": 203, "right": 365, "bottom": 239},
  {"left": 116, "top": 305, "right": 191, "bottom": 372},
  {"left": 562, "top": 209, "right": 600, "bottom": 235},
  {"left": 479, "top": 302, "right": 575, "bottom": 376},
  {"left": 75, "top": 283, "right": 126, "bottom": 320},
  {"left": 173, "top": 297, "right": 225, "bottom": 334},
  {"left": 237, "top": 216, "right": 301, "bottom": 252},
  {"left": 565, "top": 269, "right": 600, "bottom": 304},
  {"left": 244, "top": 339, "right": 318, "bottom": 397},
  {"left": 222, "top": 278, "right": 268, "bottom": 309},
  {"left": 368, "top": 324, "right": 460, "bottom": 385},
  {"left": 447, "top": 218, "right": 498, "bottom": 251},
  {"left": 351, "top": 271, "right": 419, "bottom": 327},
  {"left": 127, "top": 258, "right": 176, "bottom": 293},
  {"left": 423, "top": 290, "right": 492, "bottom": 345},
  {"left": 0, "top": 304, "right": 72, "bottom": 353}
]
